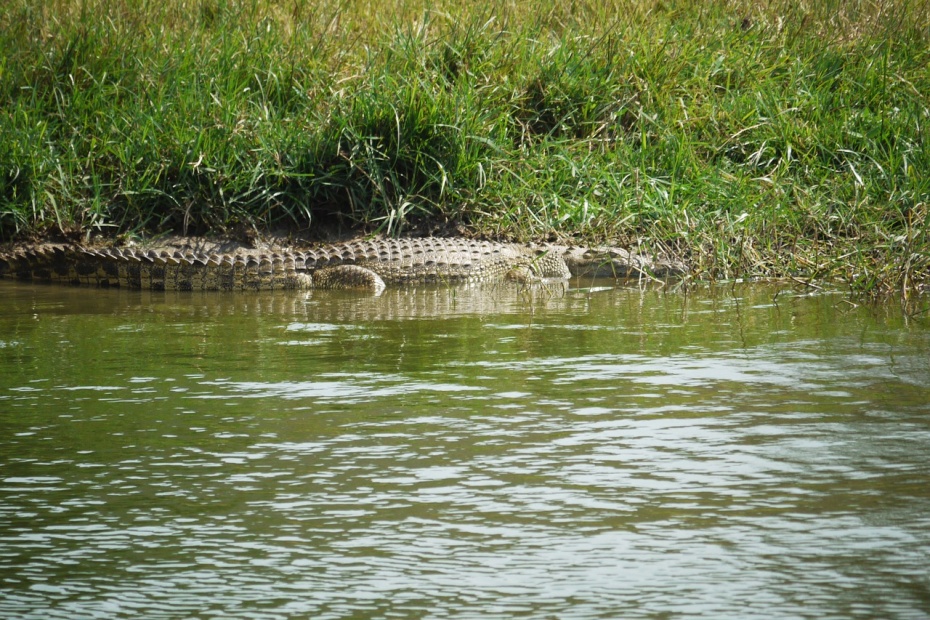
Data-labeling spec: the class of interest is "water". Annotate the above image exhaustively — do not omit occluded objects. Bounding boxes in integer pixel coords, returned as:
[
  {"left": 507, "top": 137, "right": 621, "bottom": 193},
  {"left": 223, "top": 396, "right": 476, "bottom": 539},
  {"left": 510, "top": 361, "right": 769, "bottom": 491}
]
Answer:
[{"left": 1, "top": 280, "right": 929, "bottom": 619}]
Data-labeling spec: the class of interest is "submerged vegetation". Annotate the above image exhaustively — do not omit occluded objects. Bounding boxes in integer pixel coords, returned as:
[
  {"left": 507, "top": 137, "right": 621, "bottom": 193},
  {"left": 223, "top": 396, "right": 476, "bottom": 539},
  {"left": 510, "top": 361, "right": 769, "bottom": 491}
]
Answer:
[{"left": 0, "top": 0, "right": 928, "bottom": 295}]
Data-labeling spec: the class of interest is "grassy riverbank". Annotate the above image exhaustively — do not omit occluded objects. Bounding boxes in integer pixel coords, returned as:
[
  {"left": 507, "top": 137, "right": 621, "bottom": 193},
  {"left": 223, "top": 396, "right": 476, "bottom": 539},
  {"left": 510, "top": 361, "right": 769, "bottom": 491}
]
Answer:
[{"left": 1, "top": 0, "right": 928, "bottom": 295}]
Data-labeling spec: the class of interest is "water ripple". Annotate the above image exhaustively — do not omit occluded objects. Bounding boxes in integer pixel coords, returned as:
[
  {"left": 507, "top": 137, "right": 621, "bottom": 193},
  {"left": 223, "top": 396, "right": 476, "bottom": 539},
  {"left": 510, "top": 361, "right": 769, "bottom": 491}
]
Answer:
[{"left": 1, "top": 285, "right": 929, "bottom": 619}]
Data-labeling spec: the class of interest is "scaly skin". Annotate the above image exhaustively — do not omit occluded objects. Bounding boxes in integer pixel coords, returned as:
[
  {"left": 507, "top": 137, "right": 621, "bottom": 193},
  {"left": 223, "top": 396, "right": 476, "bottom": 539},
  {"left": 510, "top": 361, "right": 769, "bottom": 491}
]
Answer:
[{"left": 0, "top": 237, "right": 679, "bottom": 292}]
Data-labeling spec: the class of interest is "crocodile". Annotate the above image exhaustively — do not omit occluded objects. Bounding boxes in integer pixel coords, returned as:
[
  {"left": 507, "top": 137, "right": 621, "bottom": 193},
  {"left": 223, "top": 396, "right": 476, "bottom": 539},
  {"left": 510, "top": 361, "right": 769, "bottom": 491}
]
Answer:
[{"left": 0, "top": 237, "right": 680, "bottom": 293}]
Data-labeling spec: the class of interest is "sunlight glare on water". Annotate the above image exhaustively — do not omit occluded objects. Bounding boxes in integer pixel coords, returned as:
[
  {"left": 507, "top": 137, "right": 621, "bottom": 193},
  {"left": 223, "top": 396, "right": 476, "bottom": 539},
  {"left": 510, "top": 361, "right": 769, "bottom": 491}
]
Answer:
[{"left": 1, "top": 281, "right": 929, "bottom": 619}]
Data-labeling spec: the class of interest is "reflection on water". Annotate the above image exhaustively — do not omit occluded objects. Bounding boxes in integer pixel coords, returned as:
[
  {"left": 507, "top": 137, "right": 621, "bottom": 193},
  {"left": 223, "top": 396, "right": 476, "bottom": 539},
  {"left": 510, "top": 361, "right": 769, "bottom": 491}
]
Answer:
[{"left": 1, "top": 281, "right": 929, "bottom": 619}]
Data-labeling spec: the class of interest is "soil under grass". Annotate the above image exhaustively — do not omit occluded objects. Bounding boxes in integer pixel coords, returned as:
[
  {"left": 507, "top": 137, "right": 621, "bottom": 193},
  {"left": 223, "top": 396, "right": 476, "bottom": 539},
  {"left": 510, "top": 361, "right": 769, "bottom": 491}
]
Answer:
[{"left": 1, "top": 0, "right": 928, "bottom": 297}]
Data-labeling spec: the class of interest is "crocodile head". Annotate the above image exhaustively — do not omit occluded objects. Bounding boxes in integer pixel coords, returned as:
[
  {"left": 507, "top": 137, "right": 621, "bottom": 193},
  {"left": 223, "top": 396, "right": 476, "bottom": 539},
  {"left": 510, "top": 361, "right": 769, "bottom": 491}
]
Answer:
[{"left": 560, "top": 246, "right": 649, "bottom": 278}]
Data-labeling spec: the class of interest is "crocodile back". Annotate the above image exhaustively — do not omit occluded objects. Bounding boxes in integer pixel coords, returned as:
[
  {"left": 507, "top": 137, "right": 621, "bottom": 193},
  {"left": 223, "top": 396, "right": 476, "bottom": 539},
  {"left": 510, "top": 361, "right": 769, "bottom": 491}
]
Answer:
[{"left": 299, "top": 238, "right": 566, "bottom": 284}]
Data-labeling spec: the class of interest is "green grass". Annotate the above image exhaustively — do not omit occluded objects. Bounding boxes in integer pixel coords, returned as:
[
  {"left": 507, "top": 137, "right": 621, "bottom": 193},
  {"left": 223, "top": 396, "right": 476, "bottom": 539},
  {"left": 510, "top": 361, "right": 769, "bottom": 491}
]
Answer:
[{"left": 1, "top": 0, "right": 928, "bottom": 296}]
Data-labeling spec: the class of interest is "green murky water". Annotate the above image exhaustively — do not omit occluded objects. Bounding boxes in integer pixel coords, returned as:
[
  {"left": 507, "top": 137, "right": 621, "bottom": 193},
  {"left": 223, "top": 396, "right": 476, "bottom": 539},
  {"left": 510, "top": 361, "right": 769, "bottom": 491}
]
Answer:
[{"left": 1, "top": 280, "right": 929, "bottom": 619}]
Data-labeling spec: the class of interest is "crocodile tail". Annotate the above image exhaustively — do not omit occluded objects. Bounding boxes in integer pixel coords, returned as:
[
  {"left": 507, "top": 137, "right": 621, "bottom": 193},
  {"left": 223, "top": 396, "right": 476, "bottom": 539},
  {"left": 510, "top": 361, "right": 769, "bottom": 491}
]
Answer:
[{"left": 0, "top": 245, "right": 312, "bottom": 291}]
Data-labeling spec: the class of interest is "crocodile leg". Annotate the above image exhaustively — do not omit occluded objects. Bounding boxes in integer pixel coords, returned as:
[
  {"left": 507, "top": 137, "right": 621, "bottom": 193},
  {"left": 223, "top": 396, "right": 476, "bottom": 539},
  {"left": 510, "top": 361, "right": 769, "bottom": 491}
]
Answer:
[
  {"left": 505, "top": 251, "right": 572, "bottom": 282},
  {"left": 311, "top": 265, "right": 387, "bottom": 295}
]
